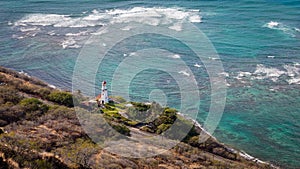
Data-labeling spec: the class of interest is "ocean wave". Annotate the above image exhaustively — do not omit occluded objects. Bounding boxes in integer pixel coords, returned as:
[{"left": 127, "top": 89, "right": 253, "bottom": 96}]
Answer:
[
  {"left": 13, "top": 7, "right": 202, "bottom": 49},
  {"left": 169, "top": 54, "right": 181, "bottom": 59},
  {"left": 253, "top": 64, "right": 285, "bottom": 82},
  {"left": 14, "top": 7, "right": 201, "bottom": 29},
  {"left": 178, "top": 70, "right": 190, "bottom": 77},
  {"left": 19, "top": 26, "right": 40, "bottom": 32},
  {"left": 61, "top": 37, "right": 77, "bottom": 49},
  {"left": 194, "top": 63, "right": 201, "bottom": 68},
  {"left": 65, "top": 31, "right": 89, "bottom": 37},
  {"left": 234, "top": 63, "right": 300, "bottom": 85},
  {"left": 263, "top": 21, "right": 299, "bottom": 37},
  {"left": 267, "top": 55, "right": 275, "bottom": 59}
]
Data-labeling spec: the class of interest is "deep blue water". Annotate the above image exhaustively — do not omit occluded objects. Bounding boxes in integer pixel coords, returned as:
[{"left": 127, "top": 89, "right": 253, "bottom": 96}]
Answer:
[{"left": 0, "top": 0, "right": 299, "bottom": 167}]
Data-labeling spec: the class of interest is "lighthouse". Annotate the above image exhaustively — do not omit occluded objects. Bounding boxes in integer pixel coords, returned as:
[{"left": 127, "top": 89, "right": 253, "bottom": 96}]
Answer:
[{"left": 100, "top": 81, "right": 109, "bottom": 104}]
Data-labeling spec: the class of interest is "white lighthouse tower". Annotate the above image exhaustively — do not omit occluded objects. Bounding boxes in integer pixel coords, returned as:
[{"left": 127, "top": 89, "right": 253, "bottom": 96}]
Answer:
[{"left": 100, "top": 81, "right": 109, "bottom": 104}]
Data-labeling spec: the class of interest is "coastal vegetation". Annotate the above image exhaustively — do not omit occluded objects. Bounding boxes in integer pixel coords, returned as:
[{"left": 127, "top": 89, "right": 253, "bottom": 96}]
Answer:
[{"left": 0, "top": 66, "right": 274, "bottom": 169}]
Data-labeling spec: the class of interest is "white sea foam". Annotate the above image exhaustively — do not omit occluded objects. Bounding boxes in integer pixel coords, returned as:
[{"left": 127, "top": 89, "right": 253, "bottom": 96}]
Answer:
[
  {"left": 208, "top": 57, "right": 219, "bottom": 60},
  {"left": 235, "top": 64, "right": 300, "bottom": 85},
  {"left": 236, "top": 71, "right": 252, "bottom": 80},
  {"left": 61, "top": 38, "right": 77, "bottom": 49},
  {"left": 48, "top": 84, "right": 57, "bottom": 89},
  {"left": 13, "top": 7, "right": 203, "bottom": 49},
  {"left": 194, "top": 63, "right": 202, "bottom": 68},
  {"left": 266, "top": 21, "right": 279, "bottom": 28},
  {"left": 178, "top": 70, "right": 190, "bottom": 77},
  {"left": 14, "top": 7, "right": 201, "bottom": 30},
  {"left": 287, "top": 77, "right": 300, "bottom": 85},
  {"left": 168, "top": 22, "right": 183, "bottom": 31},
  {"left": 267, "top": 55, "right": 275, "bottom": 59},
  {"left": 219, "top": 72, "right": 229, "bottom": 77},
  {"left": 253, "top": 64, "right": 285, "bottom": 82},
  {"left": 188, "top": 15, "right": 201, "bottom": 23},
  {"left": 15, "top": 14, "right": 71, "bottom": 27},
  {"left": 65, "top": 31, "right": 89, "bottom": 37},
  {"left": 170, "top": 54, "right": 181, "bottom": 59},
  {"left": 47, "top": 31, "right": 56, "bottom": 36},
  {"left": 19, "top": 26, "right": 40, "bottom": 32},
  {"left": 90, "top": 29, "right": 108, "bottom": 35},
  {"left": 129, "top": 52, "right": 136, "bottom": 56},
  {"left": 121, "top": 25, "right": 133, "bottom": 31},
  {"left": 264, "top": 21, "right": 299, "bottom": 37}
]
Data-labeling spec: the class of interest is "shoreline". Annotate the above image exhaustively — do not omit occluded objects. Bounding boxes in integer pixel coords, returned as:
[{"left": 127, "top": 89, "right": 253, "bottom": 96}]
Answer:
[{"left": 176, "top": 111, "right": 277, "bottom": 168}]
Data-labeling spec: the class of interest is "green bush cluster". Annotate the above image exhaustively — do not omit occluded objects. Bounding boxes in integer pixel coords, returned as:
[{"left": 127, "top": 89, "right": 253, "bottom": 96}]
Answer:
[
  {"left": 109, "top": 122, "right": 131, "bottom": 136},
  {"left": 20, "top": 98, "right": 49, "bottom": 120},
  {"left": 0, "top": 86, "right": 22, "bottom": 104},
  {"left": 48, "top": 91, "right": 75, "bottom": 107},
  {"left": 130, "top": 102, "right": 151, "bottom": 111}
]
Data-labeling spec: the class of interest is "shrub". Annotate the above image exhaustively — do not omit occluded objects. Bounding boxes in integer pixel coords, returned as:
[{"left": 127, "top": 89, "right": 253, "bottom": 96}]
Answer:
[
  {"left": 0, "top": 86, "right": 22, "bottom": 104},
  {"left": 20, "top": 98, "right": 47, "bottom": 112},
  {"left": 156, "top": 123, "right": 172, "bottom": 134},
  {"left": 20, "top": 98, "right": 49, "bottom": 120},
  {"left": 109, "top": 122, "right": 130, "bottom": 136},
  {"left": 140, "top": 126, "right": 155, "bottom": 133},
  {"left": 48, "top": 91, "right": 75, "bottom": 107},
  {"left": 35, "top": 88, "right": 51, "bottom": 99},
  {"left": 130, "top": 102, "right": 150, "bottom": 111}
]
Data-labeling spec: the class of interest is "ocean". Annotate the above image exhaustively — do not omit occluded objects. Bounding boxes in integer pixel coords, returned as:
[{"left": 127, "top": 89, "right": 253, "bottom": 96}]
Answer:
[{"left": 0, "top": 0, "right": 299, "bottom": 168}]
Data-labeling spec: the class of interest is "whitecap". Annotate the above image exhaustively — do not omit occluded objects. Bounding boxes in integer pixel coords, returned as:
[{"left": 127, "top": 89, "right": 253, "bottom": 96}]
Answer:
[
  {"left": 20, "top": 26, "right": 40, "bottom": 32},
  {"left": 47, "top": 31, "right": 56, "bottom": 36},
  {"left": 287, "top": 77, "right": 300, "bottom": 85},
  {"left": 263, "top": 21, "right": 298, "bottom": 37},
  {"left": 129, "top": 52, "right": 136, "bottom": 56},
  {"left": 189, "top": 15, "right": 202, "bottom": 23},
  {"left": 69, "top": 44, "right": 81, "bottom": 49},
  {"left": 194, "top": 63, "right": 201, "bottom": 68},
  {"left": 283, "top": 64, "right": 300, "bottom": 77},
  {"left": 236, "top": 71, "right": 252, "bottom": 80},
  {"left": 253, "top": 64, "right": 285, "bottom": 81},
  {"left": 265, "top": 21, "right": 279, "bottom": 28},
  {"left": 170, "top": 54, "right": 181, "bottom": 59},
  {"left": 121, "top": 26, "right": 133, "bottom": 31},
  {"left": 178, "top": 70, "right": 190, "bottom": 77},
  {"left": 168, "top": 22, "right": 183, "bottom": 31},
  {"left": 15, "top": 14, "right": 71, "bottom": 27},
  {"left": 65, "top": 31, "right": 89, "bottom": 37},
  {"left": 83, "top": 13, "right": 106, "bottom": 21},
  {"left": 208, "top": 57, "right": 219, "bottom": 60},
  {"left": 219, "top": 72, "right": 229, "bottom": 77},
  {"left": 90, "top": 29, "right": 108, "bottom": 35},
  {"left": 61, "top": 38, "right": 76, "bottom": 49}
]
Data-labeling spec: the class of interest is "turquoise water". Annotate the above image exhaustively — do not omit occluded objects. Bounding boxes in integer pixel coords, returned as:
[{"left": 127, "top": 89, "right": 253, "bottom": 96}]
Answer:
[{"left": 0, "top": 0, "right": 299, "bottom": 167}]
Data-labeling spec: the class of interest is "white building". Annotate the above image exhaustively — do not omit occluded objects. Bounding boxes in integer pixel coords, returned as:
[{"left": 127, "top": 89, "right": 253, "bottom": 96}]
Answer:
[{"left": 100, "top": 81, "right": 109, "bottom": 104}]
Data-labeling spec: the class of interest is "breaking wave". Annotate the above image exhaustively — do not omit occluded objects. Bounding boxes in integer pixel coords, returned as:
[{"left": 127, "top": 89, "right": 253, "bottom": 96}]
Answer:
[
  {"left": 263, "top": 21, "right": 299, "bottom": 37},
  {"left": 234, "top": 63, "right": 300, "bottom": 85},
  {"left": 12, "top": 7, "right": 202, "bottom": 48}
]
